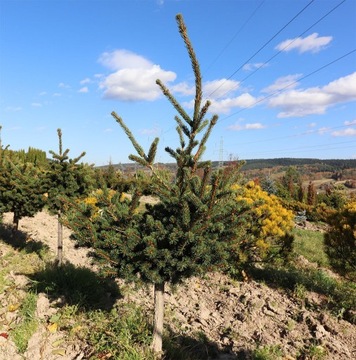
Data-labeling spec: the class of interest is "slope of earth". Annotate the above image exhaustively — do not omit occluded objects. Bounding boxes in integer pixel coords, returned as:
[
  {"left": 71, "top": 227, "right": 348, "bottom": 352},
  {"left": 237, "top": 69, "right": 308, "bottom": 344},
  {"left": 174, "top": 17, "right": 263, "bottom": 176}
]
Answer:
[{"left": 0, "top": 211, "right": 355, "bottom": 359}]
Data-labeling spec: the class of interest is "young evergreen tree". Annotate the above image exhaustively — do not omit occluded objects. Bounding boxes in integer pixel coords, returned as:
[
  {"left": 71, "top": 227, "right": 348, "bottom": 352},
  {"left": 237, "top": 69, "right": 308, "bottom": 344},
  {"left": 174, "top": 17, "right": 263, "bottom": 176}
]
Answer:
[
  {"left": 307, "top": 181, "right": 316, "bottom": 206},
  {"left": 0, "top": 128, "right": 47, "bottom": 230},
  {"left": 65, "top": 14, "right": 244, "bottom": 355},
  {"left": 0, "top": 126, "right": 9, "bottom": 217},
  {"left": 47, "top": 128, "right": 93, "bottom": 265},
  {"left": 0, "top": 158, "right": 47, "bottom": 230}
]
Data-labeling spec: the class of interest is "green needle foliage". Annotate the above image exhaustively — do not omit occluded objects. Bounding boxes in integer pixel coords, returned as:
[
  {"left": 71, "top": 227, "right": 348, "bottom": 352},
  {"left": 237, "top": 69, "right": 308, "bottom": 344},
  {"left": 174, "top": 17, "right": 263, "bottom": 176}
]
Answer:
[
  {"left": 47, "top": 128, "right": 93, "bottom": 265},
  {"left": 0, "top": 128, "right": 47, "bottom": 230},
  {"left": 65, "top": 14, "right": 244, "bottom": 355},
  {"left": 0, "top": 158, "right": 47, "bottom": 230}
]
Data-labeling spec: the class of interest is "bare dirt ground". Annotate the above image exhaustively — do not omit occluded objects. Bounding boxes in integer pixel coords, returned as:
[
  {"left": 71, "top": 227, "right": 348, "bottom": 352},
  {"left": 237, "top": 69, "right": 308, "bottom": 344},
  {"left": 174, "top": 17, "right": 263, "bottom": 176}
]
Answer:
[{"left": 0, "top": 211, "right": 355, "bottom": 359}]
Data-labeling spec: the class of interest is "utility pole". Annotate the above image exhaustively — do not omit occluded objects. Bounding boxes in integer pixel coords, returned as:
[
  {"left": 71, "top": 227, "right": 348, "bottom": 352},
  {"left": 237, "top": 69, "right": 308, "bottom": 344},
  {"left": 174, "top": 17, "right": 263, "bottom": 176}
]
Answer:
[{"left": 218, "top": 136, "right": 224, "bottom": 168}]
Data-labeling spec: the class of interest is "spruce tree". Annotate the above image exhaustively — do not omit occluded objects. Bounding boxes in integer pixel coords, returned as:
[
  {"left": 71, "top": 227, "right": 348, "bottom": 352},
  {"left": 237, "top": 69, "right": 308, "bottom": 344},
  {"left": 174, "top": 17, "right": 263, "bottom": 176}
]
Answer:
[
  {"left": 65, "top": 14, "right": 244, "bottom": 355},
  {"left": 0, "top": 128, "right": 47, "bottom": 230},
  {"left": 47, "top": 128, "right": 93, "bottom": 265},
  {"left": 0, "top": 158, "right": 47, "bottom": 230}
]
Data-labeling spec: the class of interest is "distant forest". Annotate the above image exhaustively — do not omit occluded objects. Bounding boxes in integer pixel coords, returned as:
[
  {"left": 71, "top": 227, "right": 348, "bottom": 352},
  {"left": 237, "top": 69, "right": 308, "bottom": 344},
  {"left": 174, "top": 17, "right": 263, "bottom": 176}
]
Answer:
[
  {"left": 238, "top": 158, "right": 356, "bottom": 171},
  {"left": 104, "top": 158, "right": 356, "bottom": 173}
]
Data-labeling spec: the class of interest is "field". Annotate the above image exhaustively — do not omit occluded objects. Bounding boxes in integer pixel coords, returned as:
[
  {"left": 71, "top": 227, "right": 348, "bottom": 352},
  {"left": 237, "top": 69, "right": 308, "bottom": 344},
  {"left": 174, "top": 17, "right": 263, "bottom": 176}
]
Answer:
[{"left": 0, "top": 211, "right": 355, "bottom": 360}]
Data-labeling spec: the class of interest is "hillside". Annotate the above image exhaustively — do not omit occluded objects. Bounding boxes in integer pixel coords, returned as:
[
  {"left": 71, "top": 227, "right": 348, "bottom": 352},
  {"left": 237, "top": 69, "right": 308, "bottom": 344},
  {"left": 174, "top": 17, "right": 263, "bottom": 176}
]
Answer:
[
  {"left": 0, "top": 211, "right": 355, "bottom": 359},
  {"left": 99, "top": 158, "right": 356, "bottom": 175}
]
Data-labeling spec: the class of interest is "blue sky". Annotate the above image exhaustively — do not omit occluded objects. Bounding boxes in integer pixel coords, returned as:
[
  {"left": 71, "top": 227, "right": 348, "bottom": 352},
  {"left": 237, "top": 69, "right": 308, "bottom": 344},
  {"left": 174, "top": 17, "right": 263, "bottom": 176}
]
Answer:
[{"left": 1, "top": 0, "right": 355, "bottom": 166}]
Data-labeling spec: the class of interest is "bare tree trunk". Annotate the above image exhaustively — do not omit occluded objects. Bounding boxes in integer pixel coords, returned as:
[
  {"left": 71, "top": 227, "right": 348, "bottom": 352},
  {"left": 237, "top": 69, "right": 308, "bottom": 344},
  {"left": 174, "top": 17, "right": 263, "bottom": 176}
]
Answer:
[
  {"left": 12, "top": 213, "right": 19, "bottom": 232},
  {"left": 152, "top": 282, "right": 165, "bottom": 355},
  {"left": 57, "top": 210, "right": 63, "bottom": 265}
]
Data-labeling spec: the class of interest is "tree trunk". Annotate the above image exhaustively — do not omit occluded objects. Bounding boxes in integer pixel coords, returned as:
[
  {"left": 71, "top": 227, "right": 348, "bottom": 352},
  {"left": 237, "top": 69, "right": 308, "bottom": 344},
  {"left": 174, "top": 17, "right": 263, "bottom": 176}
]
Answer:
[
  {"left": 57, "top": 211, "right": 63, "bottom": 265},
  {"left": 13, "top": 213, "right": 19, "bottom": 231},
  {"left": 152, "top": 282, "right": 165, "bottom": 355}
]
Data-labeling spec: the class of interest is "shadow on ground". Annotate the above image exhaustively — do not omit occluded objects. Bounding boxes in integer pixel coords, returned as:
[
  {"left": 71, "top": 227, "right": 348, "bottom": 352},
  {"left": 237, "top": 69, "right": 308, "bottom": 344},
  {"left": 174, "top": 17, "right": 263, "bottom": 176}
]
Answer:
[
  {"left": 29, "top": 261, "right": 121, "bottom": 311},
  {"left": 0, "top": 223, "right": 50, "bottom": 257},
  {"left": 163, "top": 326, "right": 253, "bottom": 360}
]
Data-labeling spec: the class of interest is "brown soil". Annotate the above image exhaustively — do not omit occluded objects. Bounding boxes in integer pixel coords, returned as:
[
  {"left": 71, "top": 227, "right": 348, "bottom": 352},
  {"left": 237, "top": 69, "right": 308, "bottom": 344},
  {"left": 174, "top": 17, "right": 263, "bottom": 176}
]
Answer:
[{"left": 0, "top": 211, "right": 355, "bottom": 359}]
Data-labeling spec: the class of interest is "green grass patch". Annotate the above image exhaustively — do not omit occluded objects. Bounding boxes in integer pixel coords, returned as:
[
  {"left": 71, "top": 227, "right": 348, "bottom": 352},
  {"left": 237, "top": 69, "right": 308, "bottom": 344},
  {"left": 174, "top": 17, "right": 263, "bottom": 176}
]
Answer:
[
  {"left": 83, "top": 304, "right": 154, "bottom": 360},
  {"left": 11, "top": 292, "right": 38, "bottom": 353},
  {"left": 30, "top": 261, "right": 120, "bottom": 310},
  {"left": 293, "top": 228, "right": 329, "bottom": 267},
  {"left": 252, "top": 344, "right": 283, "bottom": 360}
]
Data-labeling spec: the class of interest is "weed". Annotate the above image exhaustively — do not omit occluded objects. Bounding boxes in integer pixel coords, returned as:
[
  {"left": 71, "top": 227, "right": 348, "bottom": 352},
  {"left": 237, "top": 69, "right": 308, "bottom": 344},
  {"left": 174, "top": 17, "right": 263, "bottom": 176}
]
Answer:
[
  {"left": 300, "top": 344, "right": 327, "bottom": 360},
  {"left": 30, "top": 261, "right": 120, "bottom": 310},
  {"left": 286, "top": 319, "right": 296, "bottom": 332},
  {"left": 293, "top": 283, "right": 307, "bottom": 303},
  {"left": 252, "top": 344, "right": 283, "bottom": 360},
  {"left": 11, "top": 292, "right": 38, "bottom": 353},
  {"left": 83, "top": 303, "right": 154, "bottom": 360}
]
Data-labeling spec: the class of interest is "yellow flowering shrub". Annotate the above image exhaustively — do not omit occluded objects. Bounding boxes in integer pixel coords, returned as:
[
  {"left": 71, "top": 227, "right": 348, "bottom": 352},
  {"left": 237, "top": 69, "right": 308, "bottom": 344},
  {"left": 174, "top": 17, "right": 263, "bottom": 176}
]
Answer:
[
  {"left": 233, "top": 181, "right": 294, "bottom": 238},
  {"left": 80, "top": 189, "right": 118, "bottom": 219},
  {"left": 231, "top": 181, "right": 294, "bottom": 262}
]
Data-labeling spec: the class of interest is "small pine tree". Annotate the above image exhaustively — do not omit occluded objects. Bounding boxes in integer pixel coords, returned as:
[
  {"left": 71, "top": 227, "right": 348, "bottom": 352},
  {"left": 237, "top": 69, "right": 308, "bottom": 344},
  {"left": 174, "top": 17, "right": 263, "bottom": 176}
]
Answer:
[
  {"left": 65, "top": 14, "right": 244, "bottom": 355},
  {"left": 47, "top": 129, "right": 93, "bottom": 265},
  {"left": 297, "top": 181, "right": 305, "bottom": 203},
  {"left": 0, "top": 158, "right": 47, "bottom": 230},
  {"left": 307, "top": 181, "right": 316, "bottom": 206},
  {"left": 0, "top": 128, "right": 47, "bottom": 230},
  {"left": 324, "top": 201, "right": 356, "bottom": 279}
]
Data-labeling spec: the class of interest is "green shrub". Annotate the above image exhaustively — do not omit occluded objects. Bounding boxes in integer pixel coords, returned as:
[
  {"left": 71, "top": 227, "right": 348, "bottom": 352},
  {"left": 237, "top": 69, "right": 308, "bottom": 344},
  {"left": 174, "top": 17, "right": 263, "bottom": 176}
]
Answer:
[{"left": 324, "top": 201, "right": 356, "bottom": 279}]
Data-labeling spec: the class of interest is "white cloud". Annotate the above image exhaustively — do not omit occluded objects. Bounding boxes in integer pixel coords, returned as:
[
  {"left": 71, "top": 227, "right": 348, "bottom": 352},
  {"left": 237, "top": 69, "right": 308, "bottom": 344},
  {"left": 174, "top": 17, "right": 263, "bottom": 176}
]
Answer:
[
  {"left": 275, "top": 33, "right": 332, "bottom": 53},
  {"left": 172, "top": 79, "right": 240, "bottom": 100},
  {"left": 31, "top": 102, "right": 42, "bottom": 107},
  {"left": 98, "top": 49, "right": 176, "bottom": 101},
  {"left": 80, "top": 78, "right": 91, "bottom": 85},
  {"left": 331, "top": 119, "right": 356, "bottom": 136},
  {"left": 104, "top": 128, "right": 113, "bottom": 133},
  {"left": 139, "top": 127, "right": 160, "bottom": 136},
  {"left": 53, "top": 93, "right": 61, "bottom": 97},
  {"left": 228, "top": 122, "right": 265, "bottom": 131},
  {"left": 243, "top": 63, "right": 268, "bottom": 71},
  {"left": 268, "top": 72, "right": 356, "bottom": 118},
  {"left": 78, "top": 87, "right": 89, "bottom": 93},
  {"left": 172, "top": 82, "right": 195, "bottom": 96},
  {"left": 262, "top": 74, "right": 302, "bottom": 93},
  {"left": 318, "top": 127, "right": 330, "bottom": 135},
  {"left": 183, "top": 92, "right": 258, "bottom": 114},
  {"left": 203, "top": 79, "right": 240, "bottom": 99},
  {"left": 58, "top": 82, "right": 70, "bottom": 89},
  {"left": 308, "top": 122, "right": 317, "bottom": 128},
  {"left": 5, "top": 106, "right": 22, "bottom": 112},
  {"left": 332, "top": 128, "right": 356, "bottom": 137},
  {"left": 209, "top": 93, "right": 257, "bottom": 114},
  {"left": 99, "top": 49, "right": 153, "bottom": 71},
  {"left": 39, "top": 91, "right": 47, "bottom": 96}
]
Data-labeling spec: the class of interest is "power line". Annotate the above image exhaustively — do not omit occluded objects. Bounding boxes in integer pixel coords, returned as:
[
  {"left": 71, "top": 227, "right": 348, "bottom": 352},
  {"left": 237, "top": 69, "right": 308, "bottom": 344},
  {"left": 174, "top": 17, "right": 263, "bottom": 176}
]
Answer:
[
  {"left": 207, "top": 0, "right": 316, "bottom": 99},
  {"left": 217, "top": 0, "right": 348, "bottom": 100},
  {"left": 235, "top": 123, "right": 356, "bottom": 146},
  {"left": 219, "top": 47, "right": 356, "bottom": 122},
  {"left": 203, "top": 0, "right": 266, "bottom": 75},
  {"left": 239, "top": 141, "right": 356, "bottom": 158}
]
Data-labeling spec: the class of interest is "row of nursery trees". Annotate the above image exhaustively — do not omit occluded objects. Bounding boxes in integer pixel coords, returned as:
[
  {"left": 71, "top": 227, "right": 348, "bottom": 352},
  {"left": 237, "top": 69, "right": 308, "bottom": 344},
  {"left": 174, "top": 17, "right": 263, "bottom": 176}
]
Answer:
[{"left": 0, "top": 14, "right": 355, "bottom": 356}]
